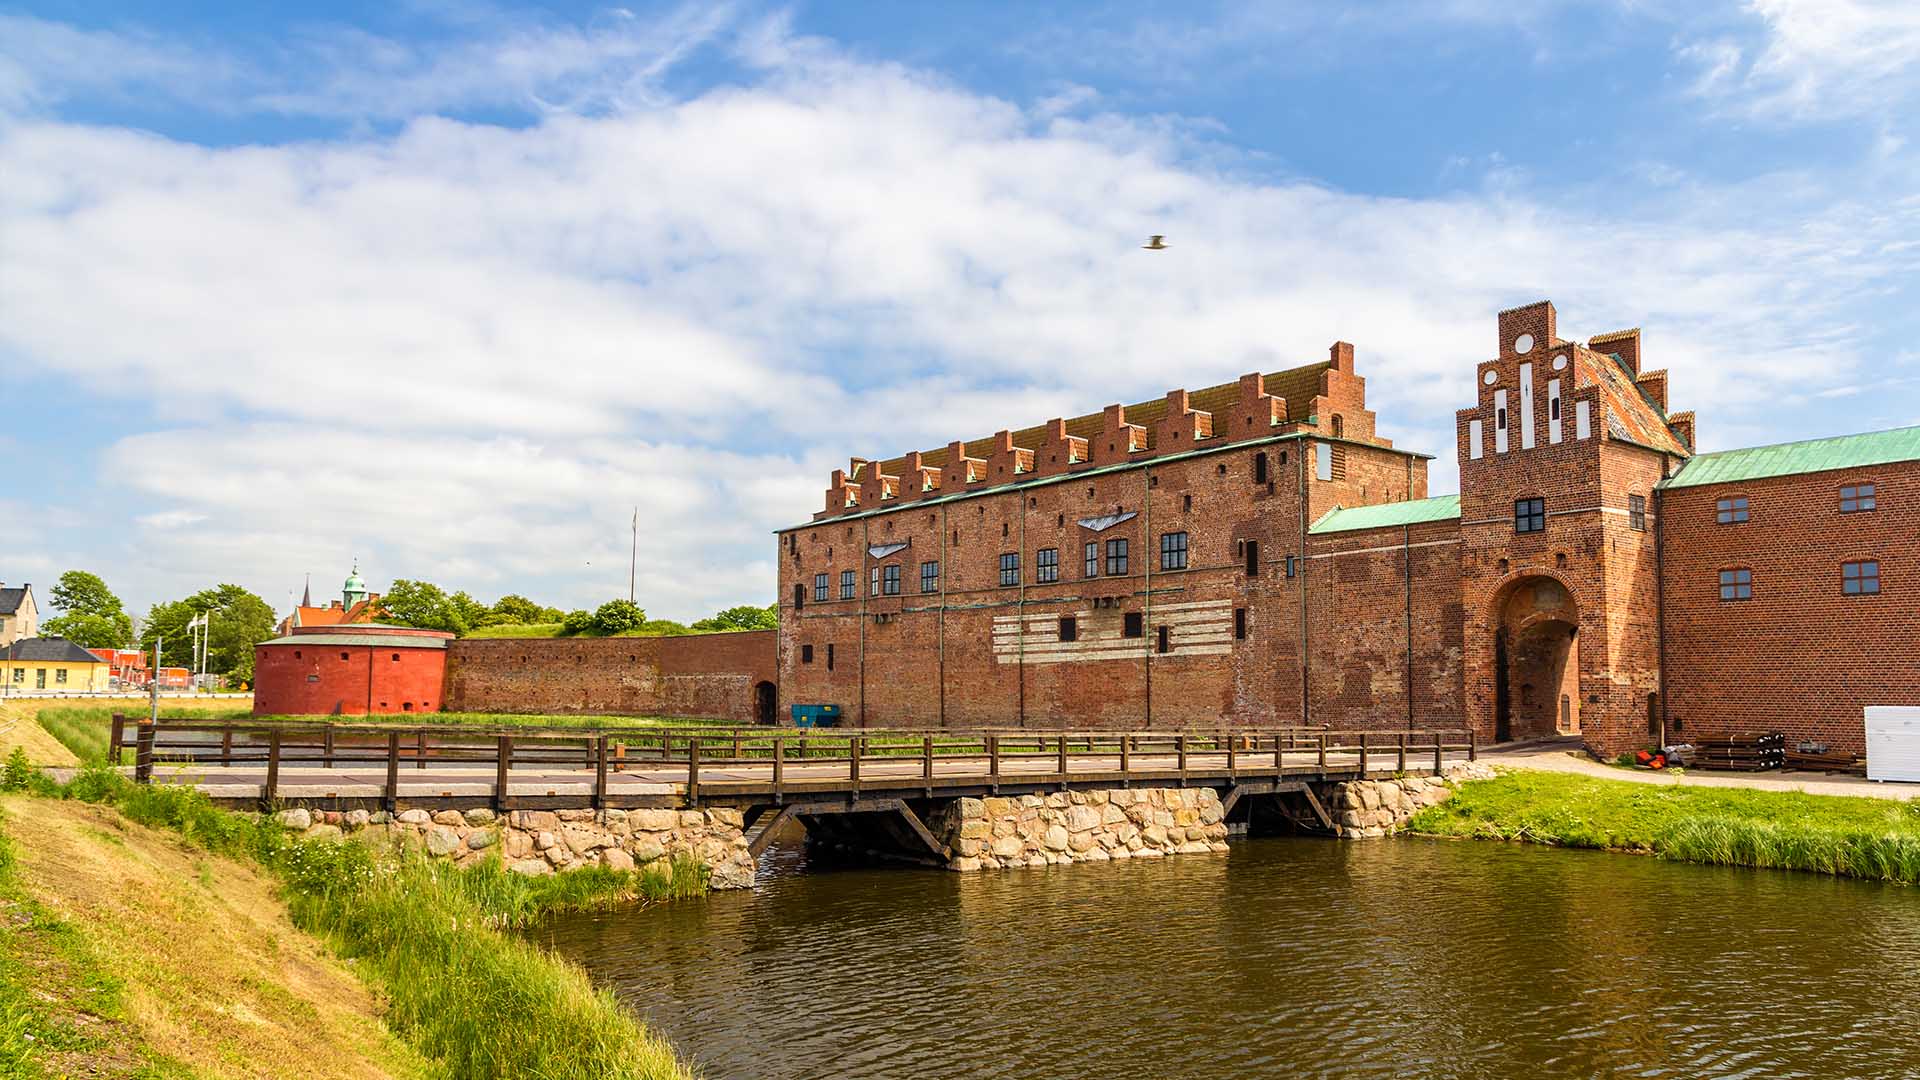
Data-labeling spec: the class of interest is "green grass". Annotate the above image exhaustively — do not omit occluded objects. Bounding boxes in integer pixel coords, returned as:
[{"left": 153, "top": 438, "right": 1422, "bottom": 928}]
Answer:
[
  {"left": 1409, "top": 769, "right": 1920, "bottom": 884},
  {"left": 0, "top": 811, "right": 195, "bottom": 1079},
  {"left": 36, "top": 706, "right": 250, "bottom": 765},
  {"left": 461, "top": 623, "right": 565, "bottom": 638},
  {"left": 29, "top": 767, "right": 698, "bottom": 1080}
]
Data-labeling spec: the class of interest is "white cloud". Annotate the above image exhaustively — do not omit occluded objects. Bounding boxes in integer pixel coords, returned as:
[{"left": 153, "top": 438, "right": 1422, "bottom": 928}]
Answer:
[
  {"left": 4, "top": 9, "right": 1918, "bottom": 619},
  {"left": 1682, "top": 0, "right": 1920, "bottom": 120}
]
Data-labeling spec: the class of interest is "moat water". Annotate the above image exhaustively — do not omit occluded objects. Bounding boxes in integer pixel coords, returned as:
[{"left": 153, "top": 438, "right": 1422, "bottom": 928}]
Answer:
[{"left": 533, "top": 836, "right": 1920, "bottom": 1079}]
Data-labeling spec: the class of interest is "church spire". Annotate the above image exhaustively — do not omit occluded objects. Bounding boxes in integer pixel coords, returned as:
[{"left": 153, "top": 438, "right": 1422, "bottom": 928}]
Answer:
[{"left": 301, "top": 573, "right": 312, "bottom": 608}]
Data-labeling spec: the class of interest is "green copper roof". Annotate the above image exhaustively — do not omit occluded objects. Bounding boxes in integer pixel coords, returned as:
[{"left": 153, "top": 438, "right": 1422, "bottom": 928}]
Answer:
[
  {"left": 1662, "top": 425, "right": 1920, "bottom": 490},
  {"left": 1309, "top": 494, "right": 1461, "bottom": 534}
]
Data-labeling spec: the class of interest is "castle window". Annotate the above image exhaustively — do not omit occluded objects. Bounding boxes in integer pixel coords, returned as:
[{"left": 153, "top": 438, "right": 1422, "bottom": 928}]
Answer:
[
  {"left": 1245, "top": 539, "right": 1260, "bottom": 577},
  {"left": 1036, "top": 547, "right": 1059, "bottom": 583},
  {"left": 882, "top": 564, "right": 901, "bottom": 596},
  {"left": 1718, "top": 568, "right": 1753, "bottom": 601},
  {"left": 1105, "top": 538, "right": 1129, "bottom": 576},
  {"left": 1841, "top": 484, "right": 1876, "bottom": 512},
  {"left": 1234, "top": 608, "right": 1248, "bottom": 640},
  {"left": 999, "top": 552, "right": 1021, "bottom": 587},
  {"left": 827, "top": 644, "right": 835, "bottom": 670},
  {"left": 1254, "top": 452, "right": 1268, "bottom": 484},
  {"left": 1156, "top": 625, "right": 1171, "bottom": 654},
  {"left": 1183, "top": 493, "right": 1192, "bottom": 512},
  {"left": 1628, "top": 495, "right": 1646, "bottom": 531},
  {"left": 1514, "top": 498, "right": 1546, "bottom": 533},
  {"left": 1084, "top": 541, "right": 1100, "bottom": 578},
  {"left": 921, "top": 560, "right": 939, "bottom": 593},
  {"left": 1286, "top": 553, "right": 1297, "bottom": 579},
  {"left": 1843, "top": 560, "right": 1880, "bottom": 595},
  {"left": 1716, "top": 496, "right": 1749, "bottom": 524},
  {"left": 870, "top": 567, "right": 881, "bottom": 596},
  {"left": 814, "top": 573, "right": 829, "bottom": 602},
  {"left": 1331, "top": 415, "right": 1344, "bottom": 438},
  {"left": 340, "top": 652, "right": 350, "bottom": 661},
  {"left": 840, "top": 570, "right": 855, "bottom": 600},
  {"left": 1315, "top": 442, "right": 1332, "bottom": 481},
  {"left": 54, "top": 668, "right": 66, "bottom": 684},
  {"left": 1123, "top": 612, "right": 1144, "bottom": 638},
  {"left": 803, "top": 644, "right": 815, "bottom": 663},
  {"left": 1160, "top": 531, "right": 1189, "bottom": 570},
  {"left": 391, "top": 653, "right": 400, "bottom": 662},
  {"left": 1059, "top": 616, "right": 1078, "bottom": 642}
]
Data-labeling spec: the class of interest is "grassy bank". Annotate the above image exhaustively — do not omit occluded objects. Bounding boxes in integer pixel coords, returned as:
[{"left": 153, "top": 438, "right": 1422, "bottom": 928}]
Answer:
[
  {"left": 8, "top": 766, "right": 699, "bottom": 1079},
  {"left": 0, "top": 796, "right": 428, "bottom": 1079},
  {"left": 1410, "top": 769, "right": 1920, "bottom": 884}
]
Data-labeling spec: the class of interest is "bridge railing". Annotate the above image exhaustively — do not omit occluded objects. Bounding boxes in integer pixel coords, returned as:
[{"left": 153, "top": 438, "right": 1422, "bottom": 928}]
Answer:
[{"left": 109, "top": 715, "right": 1475, "bottom": 807}]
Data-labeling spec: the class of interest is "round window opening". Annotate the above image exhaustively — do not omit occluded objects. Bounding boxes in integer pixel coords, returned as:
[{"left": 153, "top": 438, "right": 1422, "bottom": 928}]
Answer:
[
  {"left": 1482, "top": 369, "right": 1498, "bottom": 386},
  {"left": 1552, "top": 353, "right": 1568, "bottom": 371},
  {"left": 1514, "top": 333, "right": 1535, "bottom": 354}
]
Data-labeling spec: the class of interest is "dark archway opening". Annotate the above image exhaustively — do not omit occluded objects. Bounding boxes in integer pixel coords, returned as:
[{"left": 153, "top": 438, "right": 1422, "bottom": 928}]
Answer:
[
  {"left": 1493, "top": 576, "right": 1580, "bottom": 743},
  {"left": 753, "top": 680, "right": 776, "bottom": 725}
]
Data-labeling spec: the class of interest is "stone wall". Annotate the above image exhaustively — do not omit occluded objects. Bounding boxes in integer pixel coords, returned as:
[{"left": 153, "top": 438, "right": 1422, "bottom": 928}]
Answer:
[
  {"left": 271, "top": 804, "right": 759, "bottom": 889},
  {"left": 1327, "top": 761, "right": 1494, "bottom": 837},
  {"left": 927, "top": 787, "right": 1230, "bottom": 872}
]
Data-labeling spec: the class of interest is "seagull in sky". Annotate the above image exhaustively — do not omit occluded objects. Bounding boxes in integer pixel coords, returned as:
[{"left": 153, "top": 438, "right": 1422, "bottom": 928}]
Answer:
[{"left": 1143, "top": 235, "right": 1168, "bottom": 250}]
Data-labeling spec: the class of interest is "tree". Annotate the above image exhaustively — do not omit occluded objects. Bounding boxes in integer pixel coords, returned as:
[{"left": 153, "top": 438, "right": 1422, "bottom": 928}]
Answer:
[
  {"left": 488, "top": 594, "right": 548, "bottom": 626},
  {"left": 638, "top": 618, "right": 692, "bottom": 636},
  {"left": 691, "top": 604, "right": 777, "bottom": 632},
  {"left": 139, "top": 584, "right": 275, "bottom": 680},
  {"left": 379, "top": 579, "right": 474, "bottom": 635},
  {"left": 560, "top": 609, "right": 595, "bottom": 635},
  {"left": 591, "top": 600, "right": 645, "bottom": 636},
  {"left": 41, "top": 569, "right": 134, "bottom": 649}
]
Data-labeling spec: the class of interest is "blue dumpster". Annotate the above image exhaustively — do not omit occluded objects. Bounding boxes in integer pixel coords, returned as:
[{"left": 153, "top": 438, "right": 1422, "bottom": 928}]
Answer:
[{"left": 791, "top": 704, "right": 842, "bottom": 728}]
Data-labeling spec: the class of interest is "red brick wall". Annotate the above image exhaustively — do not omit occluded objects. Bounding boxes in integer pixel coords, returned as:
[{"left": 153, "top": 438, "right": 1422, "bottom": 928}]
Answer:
[
  {"left": 1306, "top": 517, "right": 1465, "bottom": 731},
  {"left": 778, "top": 430, "right": 1428, "bottom": 729},
  {"left": 1661, "top": 462, "right": 1920, "bottom": 754},
  {"left": 443, "top": 632, "right": 776, "bottom": 722},
  {"left": 254, "top": 643, "right": 448, "bottom": 716}
]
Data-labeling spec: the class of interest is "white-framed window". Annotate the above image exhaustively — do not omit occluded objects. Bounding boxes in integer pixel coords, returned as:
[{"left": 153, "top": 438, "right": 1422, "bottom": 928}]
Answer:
[
  {"left": 1494, "top": 390, "right": 1509, "bottom": 453},
  {"left": 1574, "top": 399, "right": 1591, "bottom": 440},
  {"left": 1469, "top": 419, "right": 1483, "bottom": 460},
  {"left": 1548, "top": 378, "right": 1562, "bottom": 443}
]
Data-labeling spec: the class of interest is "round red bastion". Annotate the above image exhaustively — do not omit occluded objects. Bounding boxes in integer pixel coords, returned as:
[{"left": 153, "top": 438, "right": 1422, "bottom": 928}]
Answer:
[{"left": 252, "top": 623, "right": 453, "bottom": 717}]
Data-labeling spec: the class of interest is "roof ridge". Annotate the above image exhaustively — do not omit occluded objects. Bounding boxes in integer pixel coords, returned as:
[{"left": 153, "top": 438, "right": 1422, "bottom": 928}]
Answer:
[
  {"left": 1687, "top": 422, "right": 1920, "bottom": 460},
  {"left": 1589, "top": 328, "right": 1640, "bottom": 344}
]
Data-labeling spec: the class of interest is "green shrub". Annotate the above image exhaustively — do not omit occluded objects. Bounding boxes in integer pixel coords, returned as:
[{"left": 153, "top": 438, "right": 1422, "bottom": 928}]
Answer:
[{"left": 0, "top": 748, "right": 33, "bottom": 792}]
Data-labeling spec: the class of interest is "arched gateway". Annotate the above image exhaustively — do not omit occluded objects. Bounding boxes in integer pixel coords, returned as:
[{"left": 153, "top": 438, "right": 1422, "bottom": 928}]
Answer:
[{"left": 1491, "top": 575, "right": 1579, "bottom": 742}]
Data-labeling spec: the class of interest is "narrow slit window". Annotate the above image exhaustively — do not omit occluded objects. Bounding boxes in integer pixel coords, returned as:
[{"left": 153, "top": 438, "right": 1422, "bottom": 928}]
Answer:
[
  {"left": 1245, "top": 539, "right": 1260, "bottom": 577},
  {"left": 1234, "top": 608, "right": 1247, "bottom": 640},
  {"left": 1156, "top": 625, "right": 1171, "bottom": 654}
]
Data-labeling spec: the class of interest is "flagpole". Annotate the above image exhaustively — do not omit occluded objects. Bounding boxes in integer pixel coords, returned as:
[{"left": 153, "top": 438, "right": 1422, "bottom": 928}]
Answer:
[{"left": 629, "top": 506, "right": 638, "bottom": 604}]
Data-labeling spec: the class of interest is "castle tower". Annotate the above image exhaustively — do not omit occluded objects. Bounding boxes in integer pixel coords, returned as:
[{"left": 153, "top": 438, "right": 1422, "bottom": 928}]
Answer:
[{"left": 1454, "top": 301, "right": 1689, "bottom": 753}]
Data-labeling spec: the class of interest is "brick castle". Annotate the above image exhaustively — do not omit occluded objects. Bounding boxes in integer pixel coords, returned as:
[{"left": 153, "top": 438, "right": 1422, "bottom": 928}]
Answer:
[{"left": 777, "top": 300, "right": 1919, "bottom": 756}]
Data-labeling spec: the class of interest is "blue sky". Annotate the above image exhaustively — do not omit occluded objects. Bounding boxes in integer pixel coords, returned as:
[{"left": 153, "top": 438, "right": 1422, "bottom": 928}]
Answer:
[{"left": 3, "top": 0, "right": 1918, "bottom": 623}]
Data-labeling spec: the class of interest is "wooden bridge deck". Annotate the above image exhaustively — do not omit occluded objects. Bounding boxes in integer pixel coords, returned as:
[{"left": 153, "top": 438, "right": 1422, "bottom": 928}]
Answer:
[{"left": 110, "top": 717, "right": 1476, "bottom": 811}]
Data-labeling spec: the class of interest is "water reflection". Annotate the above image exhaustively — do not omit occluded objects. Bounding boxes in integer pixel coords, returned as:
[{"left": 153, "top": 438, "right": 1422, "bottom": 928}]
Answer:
[{"left": 532, "top": 837, "right": 1920, "bottom": 1079}]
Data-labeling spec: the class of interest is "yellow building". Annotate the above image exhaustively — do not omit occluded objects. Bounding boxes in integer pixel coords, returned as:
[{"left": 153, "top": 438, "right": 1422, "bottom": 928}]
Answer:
[{"left": 2, "top": 637, "right": 111, "bottom": 694}]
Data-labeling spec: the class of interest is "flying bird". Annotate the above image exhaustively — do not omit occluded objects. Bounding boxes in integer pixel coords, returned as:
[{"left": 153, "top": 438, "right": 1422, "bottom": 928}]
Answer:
[{"left": 1143, "top": 235, "right": 1168, "bottom": 250}]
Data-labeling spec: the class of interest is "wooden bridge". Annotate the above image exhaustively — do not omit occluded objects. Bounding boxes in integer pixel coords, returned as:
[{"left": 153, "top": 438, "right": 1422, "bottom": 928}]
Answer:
[{"left": 111, "top": 717, "right": 1477, "bottom": 862}]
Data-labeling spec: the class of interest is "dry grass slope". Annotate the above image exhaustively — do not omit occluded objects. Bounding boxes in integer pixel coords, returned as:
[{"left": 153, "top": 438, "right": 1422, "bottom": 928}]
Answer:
[{"left": 1, "top": 795, "right": 430, "bottom": 1079}]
